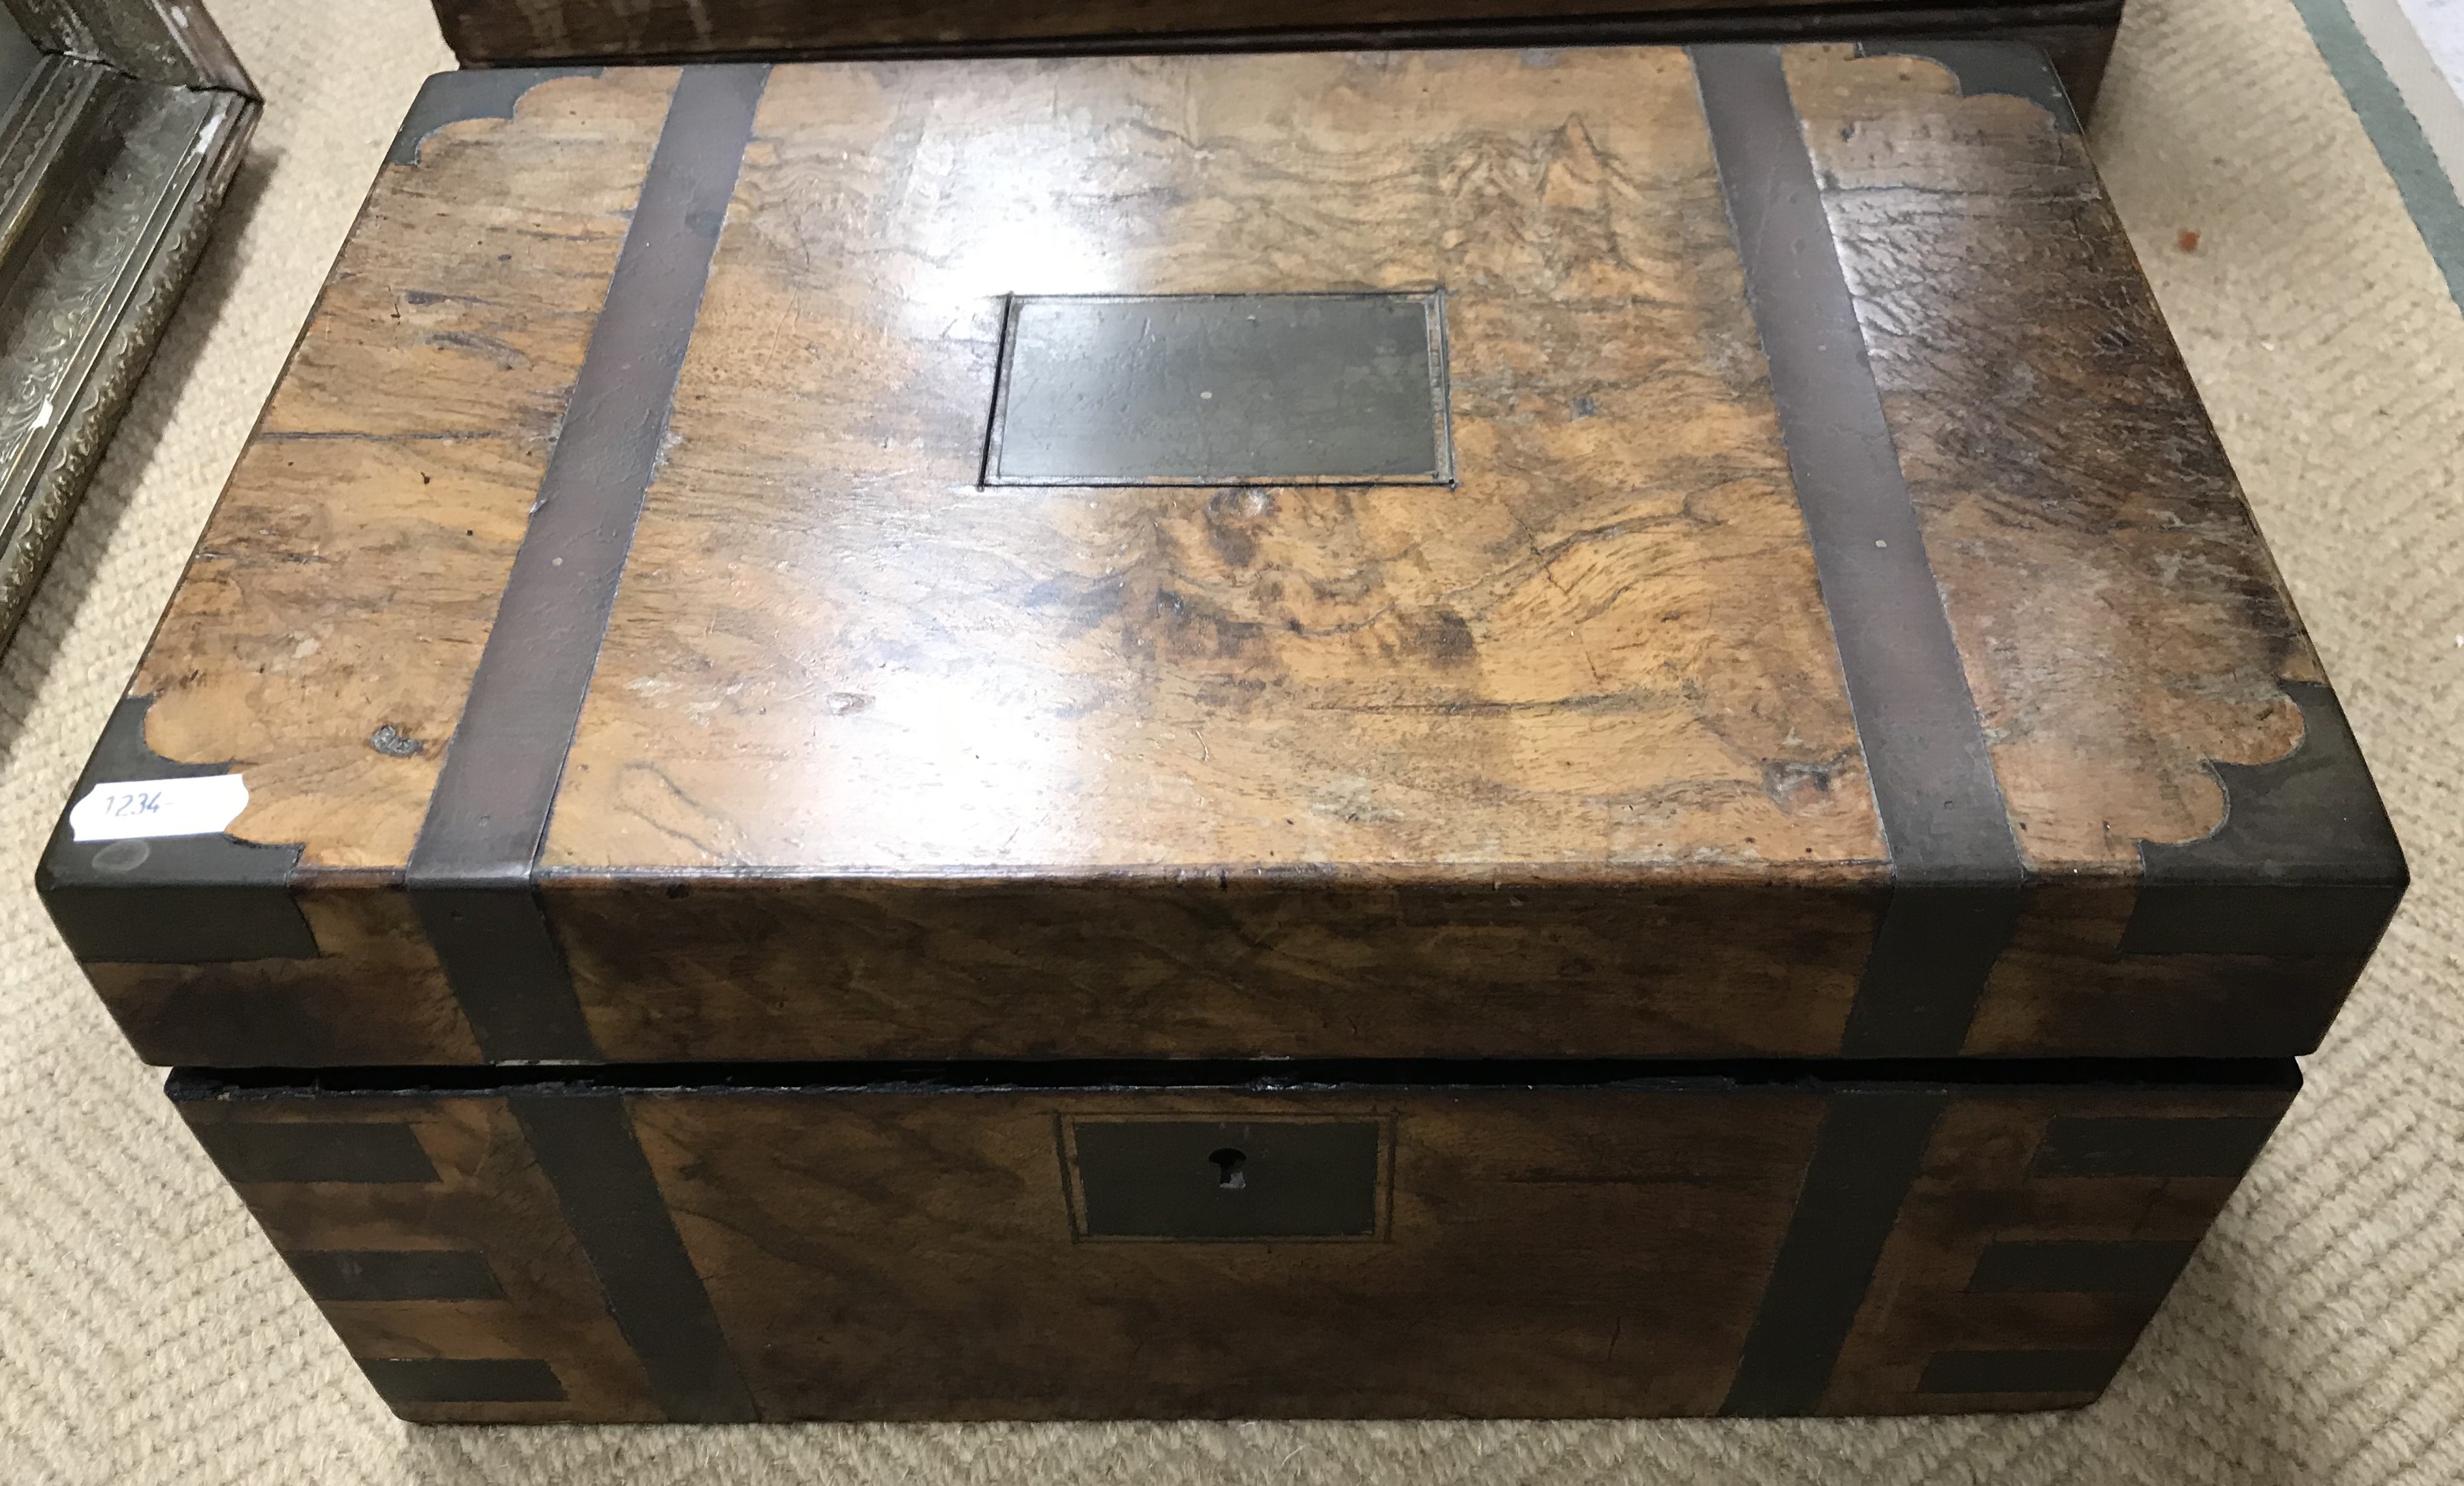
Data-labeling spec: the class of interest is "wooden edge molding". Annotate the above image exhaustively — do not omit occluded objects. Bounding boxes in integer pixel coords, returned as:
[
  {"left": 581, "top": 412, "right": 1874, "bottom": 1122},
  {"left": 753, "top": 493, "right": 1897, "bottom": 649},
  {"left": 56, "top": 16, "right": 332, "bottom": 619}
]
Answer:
[{"left": 162, "top": 1054, "right": 2313, "bottom": 1096}]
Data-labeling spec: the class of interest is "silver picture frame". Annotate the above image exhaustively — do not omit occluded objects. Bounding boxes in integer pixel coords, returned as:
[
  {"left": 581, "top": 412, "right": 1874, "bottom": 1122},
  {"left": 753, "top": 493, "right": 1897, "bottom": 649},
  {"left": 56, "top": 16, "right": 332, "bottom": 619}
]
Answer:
[{"left": 0, "top": 0, "right": 257, "bottom": 648}]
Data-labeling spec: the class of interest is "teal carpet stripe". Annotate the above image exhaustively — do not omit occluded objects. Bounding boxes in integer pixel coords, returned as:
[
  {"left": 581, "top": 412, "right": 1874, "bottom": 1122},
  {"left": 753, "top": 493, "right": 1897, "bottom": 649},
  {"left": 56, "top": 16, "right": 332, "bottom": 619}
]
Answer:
[{"left": 2290, "top": 0, "right": 2464, "bottom": 311}]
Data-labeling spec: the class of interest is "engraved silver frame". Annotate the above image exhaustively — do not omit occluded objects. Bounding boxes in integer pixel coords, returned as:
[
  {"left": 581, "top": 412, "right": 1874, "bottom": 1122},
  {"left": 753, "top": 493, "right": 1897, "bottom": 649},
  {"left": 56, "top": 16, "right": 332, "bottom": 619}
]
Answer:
[{"left": 0, "top": 0, "right": 258, "bottom": 650}]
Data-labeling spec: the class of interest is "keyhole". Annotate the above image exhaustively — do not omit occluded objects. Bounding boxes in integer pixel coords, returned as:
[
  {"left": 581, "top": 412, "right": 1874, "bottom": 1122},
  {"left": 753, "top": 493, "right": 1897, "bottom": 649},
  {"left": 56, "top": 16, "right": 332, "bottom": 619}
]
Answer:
[{"left": 1209, "top": 1147, "right": 1247, "bottom": 1190}]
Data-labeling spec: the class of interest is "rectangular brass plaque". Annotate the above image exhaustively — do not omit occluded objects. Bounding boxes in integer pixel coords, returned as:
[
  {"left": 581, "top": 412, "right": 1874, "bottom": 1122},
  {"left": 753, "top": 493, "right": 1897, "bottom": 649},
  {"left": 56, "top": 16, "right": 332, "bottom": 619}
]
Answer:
[{"left": 985, "top": 292, "right": 1452, "bottom": 486}]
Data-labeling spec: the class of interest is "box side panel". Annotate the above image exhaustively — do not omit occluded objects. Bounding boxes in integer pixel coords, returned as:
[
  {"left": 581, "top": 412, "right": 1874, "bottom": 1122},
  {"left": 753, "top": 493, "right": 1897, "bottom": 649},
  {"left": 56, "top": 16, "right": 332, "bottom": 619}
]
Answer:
[
  {"left": 173, "top": 1090, "right": 665, "bottom": 1422},
  {"left": 1822, "top": 1083, "right": 2296, "bottom": 1412}
]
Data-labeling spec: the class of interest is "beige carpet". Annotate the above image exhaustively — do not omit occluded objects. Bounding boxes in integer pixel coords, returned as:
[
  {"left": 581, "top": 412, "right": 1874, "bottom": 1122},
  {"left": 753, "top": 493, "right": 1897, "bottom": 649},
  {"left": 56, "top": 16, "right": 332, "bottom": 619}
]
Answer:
[{"left": 2, "top": 0, "right": 2460, "bottom": 1479}]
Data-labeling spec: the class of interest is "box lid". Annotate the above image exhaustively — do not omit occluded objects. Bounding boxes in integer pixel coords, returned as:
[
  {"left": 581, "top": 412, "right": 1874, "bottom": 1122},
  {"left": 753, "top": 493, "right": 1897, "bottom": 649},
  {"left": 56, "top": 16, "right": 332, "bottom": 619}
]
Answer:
[
  {"left": 418, "top": 0, "right": 2121, "bottom": 112},
  {"left": 42, "top": 44, "right": 2404, "bottom": 1067}
]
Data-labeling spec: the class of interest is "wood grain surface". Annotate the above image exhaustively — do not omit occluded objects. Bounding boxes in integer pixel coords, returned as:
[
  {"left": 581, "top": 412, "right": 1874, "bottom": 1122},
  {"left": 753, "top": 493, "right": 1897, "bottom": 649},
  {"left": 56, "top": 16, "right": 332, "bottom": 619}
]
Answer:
[
  {"left": 421, "top": 0, "right": 2112, "bottom": 74},
  {"left": 177, "top": 1092, "right": 663, "bottom": 1423},
  {"left": 128, "top": 69, "right": 677, "bottom": 871},
  {"left": 87, "top": 885, "right": 476, "bottom": 1066},
  {"left": 1964, "top": 881, "right": 2367, "bottom": 1054},
  {"left": 546, "top": 876, "right": 1882, "bottom": 1061},
  {"left": 548, "top": 50, "right": 1879, "bottom": 878},
  {"left": 176, "top": 1072, "right": 2289, "bottom": 1420},
  {"left": 1785, "top": 45, "right": 2320, "bottom": 869},
  {"left": 61, "top": 46, "right": 2392, "bottom": 1067},
  {"left": 638, "top": 1084, "right": 1816, "bottom": 1417},
  {"left": 1776, "top": 48, "right": 2378, "bottom": 1054},
  {"left": 1824, "top": 1083, "right": 2295, "bottom": 1411}
]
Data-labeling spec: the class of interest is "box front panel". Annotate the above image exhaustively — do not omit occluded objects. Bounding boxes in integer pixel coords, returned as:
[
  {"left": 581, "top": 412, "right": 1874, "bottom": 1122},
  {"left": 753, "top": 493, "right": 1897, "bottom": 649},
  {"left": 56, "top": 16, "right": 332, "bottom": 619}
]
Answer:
[
  {"left": 546, "top": 877, "right": 1883, "bottom": 1064},
  {"left": 176, "top": 1069, "right": 2294, "bottom": 1420},
  {"left": 631, "top": 1086, "right": 1817, "bottom": 1417}
]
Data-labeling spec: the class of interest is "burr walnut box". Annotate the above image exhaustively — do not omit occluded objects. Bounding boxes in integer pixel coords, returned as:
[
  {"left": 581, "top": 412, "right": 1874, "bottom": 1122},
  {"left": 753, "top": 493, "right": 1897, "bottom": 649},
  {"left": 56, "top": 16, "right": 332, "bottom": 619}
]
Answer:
[
  {"left": 43, "top": 45, "right": 2403, "bottom": 1421},
  {"left": 424, "top": 0, "right": 2129, "bottom": 114}
]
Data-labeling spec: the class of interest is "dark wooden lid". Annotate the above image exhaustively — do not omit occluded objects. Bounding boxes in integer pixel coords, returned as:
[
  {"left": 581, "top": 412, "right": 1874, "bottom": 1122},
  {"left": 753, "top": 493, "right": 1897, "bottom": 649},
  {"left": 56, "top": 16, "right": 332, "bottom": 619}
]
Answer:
[
  {"left": 44, "top": 45, "right": 2403, "bottom": 1067},
  {"left": 419, "top": 0, "right": 2122, "bottom": 112}
]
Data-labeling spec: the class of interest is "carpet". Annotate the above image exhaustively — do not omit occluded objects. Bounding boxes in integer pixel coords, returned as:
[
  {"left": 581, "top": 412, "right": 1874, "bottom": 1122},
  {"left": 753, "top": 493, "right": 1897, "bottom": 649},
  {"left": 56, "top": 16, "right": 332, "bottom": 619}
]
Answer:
[{"left": 2, "top": 0, "right": 2459, "bottom": 1480}]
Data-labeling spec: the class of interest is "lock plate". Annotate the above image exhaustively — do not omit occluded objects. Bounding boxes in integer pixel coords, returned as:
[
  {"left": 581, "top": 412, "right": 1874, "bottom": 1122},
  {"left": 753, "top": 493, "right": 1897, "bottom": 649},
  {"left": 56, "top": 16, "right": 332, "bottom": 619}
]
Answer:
[{"left": 1059, "top": 1115, "right": 1391, "bottom": 1241}]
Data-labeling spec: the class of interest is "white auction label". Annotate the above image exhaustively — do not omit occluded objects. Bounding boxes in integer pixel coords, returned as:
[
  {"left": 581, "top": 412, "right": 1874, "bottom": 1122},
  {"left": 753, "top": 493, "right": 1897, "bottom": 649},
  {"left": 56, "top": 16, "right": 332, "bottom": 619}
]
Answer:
[{"left": 68, "top": 774, "right": 249, "bottom": 842}]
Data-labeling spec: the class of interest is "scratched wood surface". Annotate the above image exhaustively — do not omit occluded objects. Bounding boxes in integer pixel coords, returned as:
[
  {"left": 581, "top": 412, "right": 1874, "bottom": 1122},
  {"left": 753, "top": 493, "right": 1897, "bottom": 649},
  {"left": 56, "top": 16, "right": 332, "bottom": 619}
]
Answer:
[
  {"left": 1779, "top": 49, "right": 2366, "bottom": 1054},
  {"left": 1786, "top": 46, "right": 2320, "bottom": 872},
  {"left": 127, "top": 68, "right": 677, "bottom": 872}
]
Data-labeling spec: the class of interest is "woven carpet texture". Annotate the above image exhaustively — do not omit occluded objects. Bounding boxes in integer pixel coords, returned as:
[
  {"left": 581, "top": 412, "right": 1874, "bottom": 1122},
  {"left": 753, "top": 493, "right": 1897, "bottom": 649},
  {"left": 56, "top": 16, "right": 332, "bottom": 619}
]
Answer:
[{"left": 1, "top": 0, "right": 2459, "bottom": 1480}]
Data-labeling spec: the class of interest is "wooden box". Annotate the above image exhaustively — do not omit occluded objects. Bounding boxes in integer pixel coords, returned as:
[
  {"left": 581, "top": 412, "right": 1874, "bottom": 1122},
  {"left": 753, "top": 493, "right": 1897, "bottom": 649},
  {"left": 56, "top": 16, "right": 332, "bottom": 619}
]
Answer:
[
  {"left": 422, "top": 0, "right": 2128, "bottom": 114},
  {"left": 174, "top": 1060, "right": 2297, "bottom": 1420},
  {"left": 44, "top": 44, "right": 2403, "bottom": 1421}
]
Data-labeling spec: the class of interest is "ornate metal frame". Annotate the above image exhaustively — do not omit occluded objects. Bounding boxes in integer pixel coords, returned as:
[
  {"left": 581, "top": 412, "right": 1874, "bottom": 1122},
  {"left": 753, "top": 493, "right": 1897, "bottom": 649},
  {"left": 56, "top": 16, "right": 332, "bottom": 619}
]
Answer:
[{"left": 0, "top": 0, "right": 257, "bottom": 648}]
